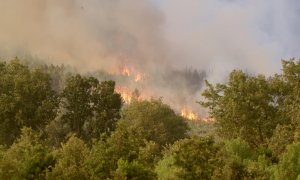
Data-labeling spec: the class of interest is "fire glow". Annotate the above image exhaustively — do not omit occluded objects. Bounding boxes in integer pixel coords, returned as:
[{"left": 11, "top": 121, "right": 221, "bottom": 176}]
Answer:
[
  {"left": 112, "top": 65, "right": 145, "bottom": 82},
  {"left": 113, "top": 65, "right": 204, "bottom": 121},
  {"left": 122, "top": 66, "right": 131, "bottom": 77},
  {"left": 134, "top": 73, "right": 142, "bottom": 82},
  {"left": 115, "top": 86, "right": 133, "bottom": 104},
  {"left": 181, "top": 108, "right": 199, "bottom": 121}
]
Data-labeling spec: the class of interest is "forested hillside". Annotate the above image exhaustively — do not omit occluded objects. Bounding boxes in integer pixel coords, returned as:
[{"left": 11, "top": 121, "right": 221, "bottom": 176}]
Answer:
[{"left": 0, "top": 58, "right": 299, "bottom": 179}]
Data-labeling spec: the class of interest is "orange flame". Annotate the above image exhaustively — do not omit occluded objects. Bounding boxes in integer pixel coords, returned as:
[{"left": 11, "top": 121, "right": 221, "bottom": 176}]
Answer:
[
  {"left": 181, "top": 108, "right": 199, "bottom": 121},
  {"left": 113, "top": 65, "right": 210, "bottom": 122},
  {"left": 115, "top": 86, "right": 133, "bottom": 104},
  {"left": 122, "top": 66, "right": 131, "bottom": 76},
  {"left": 112, "top": 65, "right": 146, "bottom": 82},
  {"left": 134, "top": 73, "right": 142, "bottom": 82}
]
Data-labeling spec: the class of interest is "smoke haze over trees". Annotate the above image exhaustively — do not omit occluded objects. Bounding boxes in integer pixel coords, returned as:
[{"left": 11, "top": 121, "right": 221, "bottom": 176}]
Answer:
[
  {"left": 0, "top": 0, "right": 299, "bottom": 79},
  {"left": 0, "top": 58, "right": 299, "bottom": 179},
  {"left": 0, "top": 1, "right": 300, "bottom": 179}
]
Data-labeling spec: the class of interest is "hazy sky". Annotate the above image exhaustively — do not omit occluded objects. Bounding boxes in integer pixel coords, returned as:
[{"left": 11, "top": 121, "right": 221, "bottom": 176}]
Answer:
[
  {"left": 0, "top": 0, "right": 298, "bottom": 113},
  {"left": 0, "top": 0, "right": 299, "bottom": 81},
  {"left": 153, "top": 0, "right": 300, "bottom": 78}
]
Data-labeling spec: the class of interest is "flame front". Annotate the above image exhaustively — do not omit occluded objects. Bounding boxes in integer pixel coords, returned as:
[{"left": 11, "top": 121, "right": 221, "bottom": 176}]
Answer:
[
  {"left": 115, "top": 86, "right": 133, "bottom": 104},
  {"left": 113, "top": 65, "right": 145, "bottom": 82},
  {"left": 113, "top": 64, "right": 208, "bottom": 122},
  {"left": 181, "top": 108, "right": 199, "bottom": 121}
]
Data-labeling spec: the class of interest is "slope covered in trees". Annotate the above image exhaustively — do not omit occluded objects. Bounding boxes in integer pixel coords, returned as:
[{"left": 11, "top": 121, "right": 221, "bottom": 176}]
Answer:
[{"left": 0, "top": 58, "right": 299, "bottom": 179}]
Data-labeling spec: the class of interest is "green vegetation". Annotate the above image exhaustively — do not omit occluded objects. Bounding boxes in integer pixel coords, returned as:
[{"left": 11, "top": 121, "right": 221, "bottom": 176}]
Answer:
[{"left": 0, "top": 57, "right": 299, "bottom": 179}]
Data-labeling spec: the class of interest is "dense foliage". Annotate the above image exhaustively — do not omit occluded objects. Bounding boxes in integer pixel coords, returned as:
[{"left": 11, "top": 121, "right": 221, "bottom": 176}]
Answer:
[{"left": 0, "top": 58, "right": 299, "bottom": 179}]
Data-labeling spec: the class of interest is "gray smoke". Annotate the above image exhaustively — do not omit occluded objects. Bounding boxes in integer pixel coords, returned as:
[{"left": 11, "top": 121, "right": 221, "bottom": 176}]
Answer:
[
  {"left": 160, "top": 0, "right": 300, "bottom": 82},
  {"left": 0, "top": 0, "right": 299, "bottom": 116},
  {"left": 1, "top": 0, "right": 298, "bottom": 78},
  {"left": 0, "top": 0, "right": 167, "bottom": 71}
]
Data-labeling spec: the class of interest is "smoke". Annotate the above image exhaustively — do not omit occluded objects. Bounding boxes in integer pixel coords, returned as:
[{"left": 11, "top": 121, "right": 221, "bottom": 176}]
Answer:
[
  {"left": 0, "top": 0, "right": 299, "bottom": 115},
  {"left": 0, "top": 0, "right": 167, "bottom": 71},
  {"left": 0, "top": 0, "right": 299, "bottom": 77},
  {"left": 160, "top": 0, "right": 300, "bottom": 82}
]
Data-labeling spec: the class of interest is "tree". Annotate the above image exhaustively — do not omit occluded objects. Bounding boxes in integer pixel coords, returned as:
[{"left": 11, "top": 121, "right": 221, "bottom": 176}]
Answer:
[
  {"left": 47, "top": 74, "right": 122, "bottom": 144},
  {"left": 84, "top": 135, "right": 114, "bottom": 179},
  {"left": 114, "top": 159, "right": 156, "bottom": 180},
  {"left": 280, "top": 59, "right": 300, "bottom": 133},
  {"left": 0, "top": 128, "right": 55, "bottom": 179},
  {"left": 273, "top": 142, "right": 300, "bottom": 180},
  {"left": 47, "top": 135, "right": 89, "bottom": 179},
  {"left": 209, "top": 138, "right": 273, "bottom": 180},
  {"left": 155, "top": 154, "right": 181, "bottom": 180},
  {"left": 117, "top": 99, "right": 189, "bottom": 147},
  {"left": 85, "top": 99, "right": 189, "bottom": 179},
  {"left": 106, "top": 99, "right": 189, "bottom": 169},
  {"left": 0, "top": 58, "right": 58, "bottom": 145},
  {"left": 200, "top": 70, "right": 284, "bottom": 147},
  {"left": 60, "top": 75, "right": 98, "bottom": 137},
  {"left": 87, "top": 80, "right": 123, "bottom": 139},
  {"left": 268, "top": 124, "right": 296, "bottom": 158},
  {"left": 156, "top": 136, "right": 219, "bottom": 180}
]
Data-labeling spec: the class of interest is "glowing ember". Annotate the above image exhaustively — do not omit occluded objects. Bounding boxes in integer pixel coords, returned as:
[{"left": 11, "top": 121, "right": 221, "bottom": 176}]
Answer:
[{"left": 181, "top": 108, "right": 199, "bottom": 120}]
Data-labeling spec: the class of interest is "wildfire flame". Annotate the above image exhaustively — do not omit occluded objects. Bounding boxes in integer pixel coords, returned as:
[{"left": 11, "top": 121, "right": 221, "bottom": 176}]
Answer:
[
  {"left": 115, "top": 86, "right": 133, "bottom": 104},
  {"left": 122, "top": 66, "right": 131, "bottom": 76},
  {"left": 112, "top": 65, "right": 146, "bottom": 83},
  {"left": 181, "top": 108, "right": 199, "bottom": 121},
  {"left": 113, "top": 64, "right": 208, "bottom": 122},
  {"left": 134, "top": 73, "right": 142, "bottom": 82}
]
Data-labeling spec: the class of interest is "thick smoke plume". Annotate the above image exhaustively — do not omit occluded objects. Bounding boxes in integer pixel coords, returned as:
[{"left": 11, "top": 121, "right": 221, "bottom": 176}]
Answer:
[
  {"left": 1, "top": 0, "right": 299, "bottom": 76},
  {"left": 0, "top": 0, "right": 299, "bottom": 116},
  {"left": 0, "top": 0, "right": 206, "bottom": 116},
  {"left": 0, "top": 0, "right": 167, "bottom": 71}
]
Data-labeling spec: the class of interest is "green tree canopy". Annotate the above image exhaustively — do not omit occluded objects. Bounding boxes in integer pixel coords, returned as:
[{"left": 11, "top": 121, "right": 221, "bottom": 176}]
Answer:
[
  {"left": 46, "top": 74, "right": 122, "bottom": 144},
  {"left": 0, "top": 58, "right": 58, "bottom": 145},
  {"left": 85, "top": 99, "right": 189, "bottom": 179},
  {"left": 117, "top": 99, "right": 189, "bottom": 146},
  {"left": 281, "top": 59, "right": 300, "bottom": 131},
  {"left": 0, "top": 128, "right": 55, "bottom": 179},
  {"left": 47, "top": 135, "right": 89, "bottom": 180},
  {"left": 200, "top": 70, "right": 285, "bottom": 147},
  {"left": 156, "top": 136, "right": 219, "bottom": 180},
  {"left": 273, "top": 142, "right": 300, "bottom": 180}
]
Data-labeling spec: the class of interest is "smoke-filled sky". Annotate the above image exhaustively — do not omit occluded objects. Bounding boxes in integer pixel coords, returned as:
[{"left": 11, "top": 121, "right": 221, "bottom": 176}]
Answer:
[
  {"left": 157, "top": 0, "right": 300, "bottom": 80},
  {"left": 0, "top": 0, "right": 299, "bottom": 81}
]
